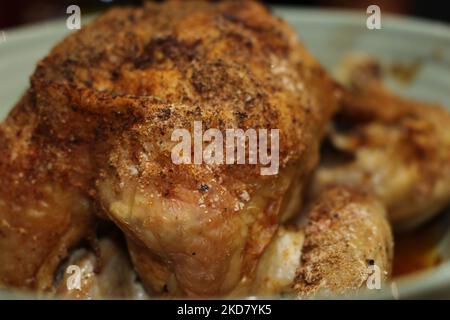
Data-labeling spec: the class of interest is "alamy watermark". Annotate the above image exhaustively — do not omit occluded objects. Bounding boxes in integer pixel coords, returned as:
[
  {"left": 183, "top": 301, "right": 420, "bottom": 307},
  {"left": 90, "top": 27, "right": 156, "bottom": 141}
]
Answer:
[
  {"left": 66, "top": 264, "right": 82, "bottom": 291},
  {"left": 366, "top": 263, "right": 382, "bottom": 290},
  {"left": 66, "top": 5, "right": 81, "bottom": 30},
  {"left": 171, "top": 121, "right": 279, "bottom": 176},
  {"left": 367, "top": 5, "right": 382, "bottom": 30}
]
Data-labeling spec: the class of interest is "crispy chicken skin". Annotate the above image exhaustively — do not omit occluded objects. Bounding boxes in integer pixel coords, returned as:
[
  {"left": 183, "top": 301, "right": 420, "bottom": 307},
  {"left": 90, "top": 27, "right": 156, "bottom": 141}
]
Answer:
[
  {"left": 313, "top": 55, "right": 450, "bottom": 230},
  {"left": 0, "top": 1, "right": 338, "bottom": 296},
  {"left": 293, "top": 187, "right": 393, "bottom": 297}
]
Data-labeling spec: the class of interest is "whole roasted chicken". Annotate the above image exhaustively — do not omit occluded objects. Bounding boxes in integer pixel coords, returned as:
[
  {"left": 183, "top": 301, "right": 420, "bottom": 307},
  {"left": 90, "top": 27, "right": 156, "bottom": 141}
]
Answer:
[{"left": 0, "top": 0, "right": 339, "bottom": 296}]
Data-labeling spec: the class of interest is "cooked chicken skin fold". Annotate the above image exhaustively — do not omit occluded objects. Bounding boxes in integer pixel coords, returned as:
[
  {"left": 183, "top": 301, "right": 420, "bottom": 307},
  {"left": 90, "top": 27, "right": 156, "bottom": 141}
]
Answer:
[
  {"left": 0, "top": 1, "right": 338, "bottom": 297},
  {"left": 313, "top": 54, "right": 450, "bottom": 230},
  {"left": 252, "top": 187, "right": 393, "bottom": 297}
]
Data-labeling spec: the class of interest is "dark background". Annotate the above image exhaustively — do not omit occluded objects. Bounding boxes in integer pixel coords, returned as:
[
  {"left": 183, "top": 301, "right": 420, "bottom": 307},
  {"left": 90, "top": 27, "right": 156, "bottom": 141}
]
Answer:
[{"left": 0, "top": 0, "right": 449, "bottom": 29}]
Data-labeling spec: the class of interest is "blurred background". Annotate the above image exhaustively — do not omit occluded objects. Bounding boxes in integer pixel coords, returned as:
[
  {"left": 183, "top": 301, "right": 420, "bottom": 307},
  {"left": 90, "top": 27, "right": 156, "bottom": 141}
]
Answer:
[{"left": 0, "top": 0, "right": 449, "bottom": 29}]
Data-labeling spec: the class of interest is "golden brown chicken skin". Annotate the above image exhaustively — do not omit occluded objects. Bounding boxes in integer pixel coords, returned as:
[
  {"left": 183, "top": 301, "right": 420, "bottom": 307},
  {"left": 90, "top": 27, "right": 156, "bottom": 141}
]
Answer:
[
  {"left": 313, "top": 55, "right": 450, "bottom": 231},
  {"left": 0, "top": 1, "right": 338, "bottom": 297}
]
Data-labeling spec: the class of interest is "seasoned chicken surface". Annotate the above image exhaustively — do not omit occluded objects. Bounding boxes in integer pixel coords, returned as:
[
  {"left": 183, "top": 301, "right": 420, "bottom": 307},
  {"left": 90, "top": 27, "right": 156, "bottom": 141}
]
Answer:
[
  {"left": 313, "top": 55, "right": 450, "bottom": 230},
  {"left": 253, "top": 187, "right": 393, "bottom": 297},
  {"left": 0, "top": 1, "right": 338, "bottom": 297},
  {"left": 293, "top": 187, "right": 393, "bottom": 297}
]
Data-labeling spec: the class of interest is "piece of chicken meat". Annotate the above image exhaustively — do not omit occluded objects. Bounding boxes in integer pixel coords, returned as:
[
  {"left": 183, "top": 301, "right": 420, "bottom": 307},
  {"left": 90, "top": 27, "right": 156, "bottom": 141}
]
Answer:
[
  {"left": 313, "top": 54, "right": 450, "bottom": 231},
  {"left": 252, "top": 187, "right": 393, "bottom": 297}
]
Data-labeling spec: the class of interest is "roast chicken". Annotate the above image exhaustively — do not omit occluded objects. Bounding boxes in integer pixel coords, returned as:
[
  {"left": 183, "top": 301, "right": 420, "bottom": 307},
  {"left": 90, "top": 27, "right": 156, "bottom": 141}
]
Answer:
[
  {"left": 1, "top": 0, "right": 446, "bottom": 299},
  {"left": 0, "top": 0, "right": 339, "bottom": 296}
]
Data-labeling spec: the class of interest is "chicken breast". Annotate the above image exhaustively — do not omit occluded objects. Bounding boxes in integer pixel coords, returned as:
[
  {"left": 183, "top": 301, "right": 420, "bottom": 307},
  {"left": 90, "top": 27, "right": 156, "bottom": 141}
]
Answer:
[
  {"left": 313, "top": 54, "right": 450, "bottom": 230},
  {"left": 0, "top": 1, "right": 338, "bottom": 297}
]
